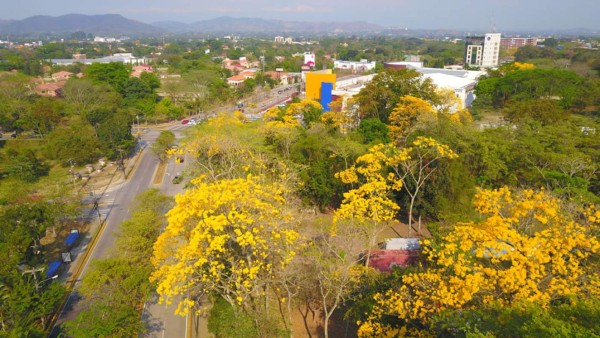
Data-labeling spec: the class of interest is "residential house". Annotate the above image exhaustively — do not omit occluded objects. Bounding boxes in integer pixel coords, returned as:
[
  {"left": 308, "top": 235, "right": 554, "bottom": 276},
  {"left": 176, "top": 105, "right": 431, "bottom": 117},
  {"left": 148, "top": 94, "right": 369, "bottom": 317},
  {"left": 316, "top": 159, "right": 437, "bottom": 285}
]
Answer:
[
  {"left": 131, "top": 64, "right": 154, "bottom": 77},
  {"left": 35, "top": 82, "right": 66, "bottom": 97},
  {"left": 51, "top": 71, "right": 73, "bottom": 82},
  {"left": 264, "top": 71, "right": 290, "bottom": 86},
  {"left": 227, "top": 70, "right": 257, "bottom": 87}
]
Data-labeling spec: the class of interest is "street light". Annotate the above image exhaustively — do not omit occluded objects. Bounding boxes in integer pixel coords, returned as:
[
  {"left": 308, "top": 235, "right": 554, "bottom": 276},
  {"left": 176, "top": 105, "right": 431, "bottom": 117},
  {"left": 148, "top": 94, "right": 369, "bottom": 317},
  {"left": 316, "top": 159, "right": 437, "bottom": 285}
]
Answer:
[{"left": 35, "top": 275, "right": 58, "bottom": 292}]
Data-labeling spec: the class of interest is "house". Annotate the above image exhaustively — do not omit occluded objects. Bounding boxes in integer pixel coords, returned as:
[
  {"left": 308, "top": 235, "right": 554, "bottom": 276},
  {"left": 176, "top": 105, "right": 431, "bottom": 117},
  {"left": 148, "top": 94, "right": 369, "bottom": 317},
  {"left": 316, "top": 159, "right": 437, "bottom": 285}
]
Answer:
[
  {"left": 264, "top": 71, "right": 290, "bottom": 85},
  {"left": 227, "top": 74, "right": 247, "bottom": 86},
  {"left": 227, "top": 70, "right": 257, "bottom": 86},
  {"left": 51, "top": 71, "right": 73, "bottom": 81},
  {"left": 367, "top": 238, "right": 421, "bottom": 272},
  {"left": 131, "top": 64, "right": 154, "bottom": 77},
  {"left": 35, "top": 82, "right": 66, "bottom": 97}
]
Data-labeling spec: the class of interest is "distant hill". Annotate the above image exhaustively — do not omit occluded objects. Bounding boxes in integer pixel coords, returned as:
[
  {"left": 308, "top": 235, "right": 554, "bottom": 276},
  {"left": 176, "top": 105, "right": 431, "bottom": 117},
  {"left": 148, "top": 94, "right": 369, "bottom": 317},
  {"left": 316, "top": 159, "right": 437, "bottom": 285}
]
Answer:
[
  {"left": 0, "top": 14, "right": 164, "bottom": 36},
  {"left": 152, "top": 16, "right": 384, "bottom": 34},
  {"left": 151, "top": 21, "right": 191, "bottom": 33}
]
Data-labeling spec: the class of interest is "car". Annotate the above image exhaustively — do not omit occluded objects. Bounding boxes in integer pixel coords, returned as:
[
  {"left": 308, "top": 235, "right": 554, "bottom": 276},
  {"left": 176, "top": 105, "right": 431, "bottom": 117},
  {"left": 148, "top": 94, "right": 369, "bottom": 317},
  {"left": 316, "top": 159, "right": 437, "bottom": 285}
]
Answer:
[
  {"left": 172, "top": 175, "right": 183, "bottom": 184},
  {"left": 181, "top": 119, "right": 189, "bottom": 125}
]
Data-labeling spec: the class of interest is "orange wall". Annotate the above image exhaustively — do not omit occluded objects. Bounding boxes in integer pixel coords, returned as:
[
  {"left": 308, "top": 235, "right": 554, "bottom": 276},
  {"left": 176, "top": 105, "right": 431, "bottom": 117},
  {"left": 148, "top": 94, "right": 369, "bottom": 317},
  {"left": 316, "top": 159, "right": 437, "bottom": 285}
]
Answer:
[{"left": 305, "top": 72, "right": 336, "bottom": 100}]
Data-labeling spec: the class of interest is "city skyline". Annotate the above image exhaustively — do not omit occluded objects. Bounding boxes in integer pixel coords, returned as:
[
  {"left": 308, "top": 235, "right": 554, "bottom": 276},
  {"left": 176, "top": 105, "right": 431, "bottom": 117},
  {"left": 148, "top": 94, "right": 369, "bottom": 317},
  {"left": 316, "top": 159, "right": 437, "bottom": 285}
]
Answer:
[{"left": 3, "top": 0, "right": 599, "bottom": 31}]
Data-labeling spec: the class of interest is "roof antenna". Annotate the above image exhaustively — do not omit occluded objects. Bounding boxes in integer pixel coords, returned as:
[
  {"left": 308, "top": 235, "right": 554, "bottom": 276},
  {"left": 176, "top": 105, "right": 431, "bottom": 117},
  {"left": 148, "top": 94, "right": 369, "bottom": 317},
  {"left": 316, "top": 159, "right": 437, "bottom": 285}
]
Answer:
[{"left": 490, "top": 14, "right": 497, "bottom": 33}]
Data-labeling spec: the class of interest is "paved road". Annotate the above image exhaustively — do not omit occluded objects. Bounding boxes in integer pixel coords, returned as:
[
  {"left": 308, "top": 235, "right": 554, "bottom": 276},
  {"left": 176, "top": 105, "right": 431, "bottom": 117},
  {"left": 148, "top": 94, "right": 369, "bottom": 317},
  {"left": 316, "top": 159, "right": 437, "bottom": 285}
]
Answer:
[{"left": 140, "top": 130, "right": 189, "bottom": 338}]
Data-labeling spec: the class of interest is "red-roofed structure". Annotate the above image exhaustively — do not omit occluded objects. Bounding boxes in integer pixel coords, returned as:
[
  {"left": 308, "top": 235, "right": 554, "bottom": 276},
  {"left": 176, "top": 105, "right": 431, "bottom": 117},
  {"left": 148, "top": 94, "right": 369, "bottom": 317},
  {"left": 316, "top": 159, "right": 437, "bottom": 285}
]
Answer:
[
  {"left": 51, "top": 71, "right": 73, "bottom": 81},
  {"left": 368, "top": 249, "right": 420, "bottom": 272},
  {"left": 35, "top": 82, "right": 66, "bottom": 97}
]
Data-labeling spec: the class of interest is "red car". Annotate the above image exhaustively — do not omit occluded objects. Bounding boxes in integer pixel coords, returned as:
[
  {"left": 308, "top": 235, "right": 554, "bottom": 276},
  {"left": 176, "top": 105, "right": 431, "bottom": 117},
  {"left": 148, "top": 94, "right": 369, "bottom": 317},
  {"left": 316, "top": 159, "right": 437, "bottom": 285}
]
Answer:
[{"left": 181, "top": 119, "right": 189, "bottom": 125}]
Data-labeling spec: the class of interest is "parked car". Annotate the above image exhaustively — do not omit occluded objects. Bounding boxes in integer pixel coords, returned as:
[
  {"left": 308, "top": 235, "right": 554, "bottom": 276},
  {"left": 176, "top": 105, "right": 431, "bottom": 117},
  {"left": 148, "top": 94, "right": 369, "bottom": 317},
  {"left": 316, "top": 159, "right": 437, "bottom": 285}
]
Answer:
[
  {"left": 172, "top": 175, "right": 183, "bottom": 184},
  {"left": 181, "top": 119, "right": 189, "bottom": 125}
]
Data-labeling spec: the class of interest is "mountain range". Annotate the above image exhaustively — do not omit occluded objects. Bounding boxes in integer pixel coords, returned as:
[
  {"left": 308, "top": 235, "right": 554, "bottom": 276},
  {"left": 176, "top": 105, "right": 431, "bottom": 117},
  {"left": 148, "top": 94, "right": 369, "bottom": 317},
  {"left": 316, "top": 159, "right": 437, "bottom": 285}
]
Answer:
[
  {"left": 0, "top": 14, "right": 597, "bottom": 38},
  {"left": 151, "top": 16, "right": 383, "bottom": 34},
  {"left": 0, "top": 14, "right": 383, "bottom": 36},
  {"left": 0, "top": 14, "right": 162, "bottom": 36}
]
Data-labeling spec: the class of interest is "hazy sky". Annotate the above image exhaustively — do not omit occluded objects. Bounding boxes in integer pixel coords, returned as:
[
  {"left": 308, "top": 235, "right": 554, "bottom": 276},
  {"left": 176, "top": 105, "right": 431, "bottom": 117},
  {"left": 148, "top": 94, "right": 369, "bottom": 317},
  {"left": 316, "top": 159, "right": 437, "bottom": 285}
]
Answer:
[{"left": 4, "top": 0, "right": 599, "bottom": 30}]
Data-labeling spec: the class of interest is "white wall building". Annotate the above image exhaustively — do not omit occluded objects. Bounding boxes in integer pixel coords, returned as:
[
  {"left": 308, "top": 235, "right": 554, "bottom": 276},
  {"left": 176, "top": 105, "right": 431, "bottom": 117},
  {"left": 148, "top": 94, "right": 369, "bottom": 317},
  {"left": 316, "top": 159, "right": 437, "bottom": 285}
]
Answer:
[
  {"left": 481, "top": 33, "right": 501, "bottom": 67},
  {"left": 303, "top": 52, "right": 315, "bottom": 65},
  {"left": 465, "top": 33, "right": 502, "bottom": 68},
  {"left": 465, "top": 33, "right": 501, "bottom": 68},
  {"left": 333, "top": 59, "right": 376, "bottom": 72},
  {"left": 385, "top": 62, "right": 485, "bottom": 108},
  {"left": 50, "top": 53, "right": 149, "bottom": 66}
]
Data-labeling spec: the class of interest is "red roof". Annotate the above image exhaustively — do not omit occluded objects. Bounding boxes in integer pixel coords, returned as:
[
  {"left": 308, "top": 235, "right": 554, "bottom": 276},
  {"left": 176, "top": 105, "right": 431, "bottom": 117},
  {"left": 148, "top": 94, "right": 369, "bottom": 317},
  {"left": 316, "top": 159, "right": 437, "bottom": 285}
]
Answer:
[
  {"left": 368, "top": 249, "right": 420, "bottom": 272},
  {"left": 36, "top": 82, "right": 65, "bottom": 91},
  {"left": 52, "top": 71, "right": 73, "bottom": 77}
]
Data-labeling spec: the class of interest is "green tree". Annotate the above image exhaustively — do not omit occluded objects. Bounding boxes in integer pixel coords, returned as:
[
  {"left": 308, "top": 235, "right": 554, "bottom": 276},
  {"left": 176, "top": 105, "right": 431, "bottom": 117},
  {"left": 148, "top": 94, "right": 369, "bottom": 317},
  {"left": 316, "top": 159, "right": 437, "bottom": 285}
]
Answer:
[
  {"left": 3, "top": 149, "right": 50, "bottom": 183},
  {"left": 85, "top": 62, "right": 130, "bottom": 93},
  {"left": 355, "top": 118, "right": 391, "bottom": 144},
  {"left": 139, "top": 72, "right": 161, "bottom": 90},
  {"left": 150, "top": 130, "right": 176, "bottom": 162},
  {"left": 62, "top": 79, "right": 120, "bottom": 116},
  {"left": 44, "top": 121, "right": 101, "bottom": 165},
  {"left": 354, "top": 68, "right": 438, "bottom": 123}
]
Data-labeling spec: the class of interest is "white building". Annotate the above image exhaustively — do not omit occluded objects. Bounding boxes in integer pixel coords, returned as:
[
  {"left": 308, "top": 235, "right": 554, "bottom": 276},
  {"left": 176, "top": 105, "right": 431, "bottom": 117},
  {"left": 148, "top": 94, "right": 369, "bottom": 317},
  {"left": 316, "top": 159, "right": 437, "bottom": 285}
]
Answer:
[
  {"left": 49, "top": 53, "right": 149, "bottom": 66},
  {"left": 385, "top": 61, "right": 485, "bottom": 108},
  {"left": 274, "top": 36, "right": 284, "bottom": 43},
  {"left": 465, "top": 33, "right": 501, "bottom": 68},
  {"left": 333, "top": 59, "right": 376, "bottom": 72},
  {"left": 303, "top": 52, "right": 316, "bottom": 66}
]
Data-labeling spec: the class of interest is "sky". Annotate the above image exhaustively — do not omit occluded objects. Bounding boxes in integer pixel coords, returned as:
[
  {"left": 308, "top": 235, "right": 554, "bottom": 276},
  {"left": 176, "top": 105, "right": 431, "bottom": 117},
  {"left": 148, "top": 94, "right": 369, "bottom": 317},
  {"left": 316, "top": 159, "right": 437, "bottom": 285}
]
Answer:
[{"left": 3, "top": 0, "right": 599, "bottom": 31}]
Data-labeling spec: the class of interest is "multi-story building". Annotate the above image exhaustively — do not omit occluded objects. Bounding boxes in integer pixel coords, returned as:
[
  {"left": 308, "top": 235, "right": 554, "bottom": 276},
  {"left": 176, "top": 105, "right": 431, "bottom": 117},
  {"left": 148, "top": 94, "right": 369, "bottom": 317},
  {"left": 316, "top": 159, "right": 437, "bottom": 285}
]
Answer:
[
  {"left": 464, "top": 33, "right": 501, "bottom": 68},
  {"left": 500, "top": 37, "right": 538, "bottom": 49}
]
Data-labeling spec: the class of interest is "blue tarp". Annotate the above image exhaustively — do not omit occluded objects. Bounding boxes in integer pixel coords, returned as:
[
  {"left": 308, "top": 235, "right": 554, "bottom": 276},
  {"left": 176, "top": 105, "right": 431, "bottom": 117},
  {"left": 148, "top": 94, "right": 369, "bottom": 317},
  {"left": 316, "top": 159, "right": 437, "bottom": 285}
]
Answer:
[
  {"left": 64, "top": 231, "right": 79, "bottom": 246},
  {"left": 46, "top": 261, "right": 61, "bottom": 277}
]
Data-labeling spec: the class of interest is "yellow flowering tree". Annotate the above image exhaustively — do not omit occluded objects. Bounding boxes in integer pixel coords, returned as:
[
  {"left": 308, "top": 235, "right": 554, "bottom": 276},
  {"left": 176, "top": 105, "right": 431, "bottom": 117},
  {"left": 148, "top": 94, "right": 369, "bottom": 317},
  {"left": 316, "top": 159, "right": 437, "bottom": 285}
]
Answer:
[
  {"left": 336, "top": 137, "right": 457, "bottom": 238},
  {"left": 150, "top": 176, "right": 300, "bottom": 323},
  {"left": 358, "top": 187, "right": 600, "bottom": 336},
  {"left": 288, "top": 99, "right": 323, "bottom": 127},
  {"left": 321, "top": 110, "right": 351, "bottom": 131},
  {"left": 335, "top": 143, "right": 404, "bottom": 266},
  {"left": 435, "top": 88, "right": 473, "bottom": 124},
  {"left": 388, "top": 95, "right": 437, "bottom": 143},
  {"left": 261, "top": 106, "right": 301, "bottom": 159},
  {"left": 173, "top": 112, "right": 259, "bottom": 181}
]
